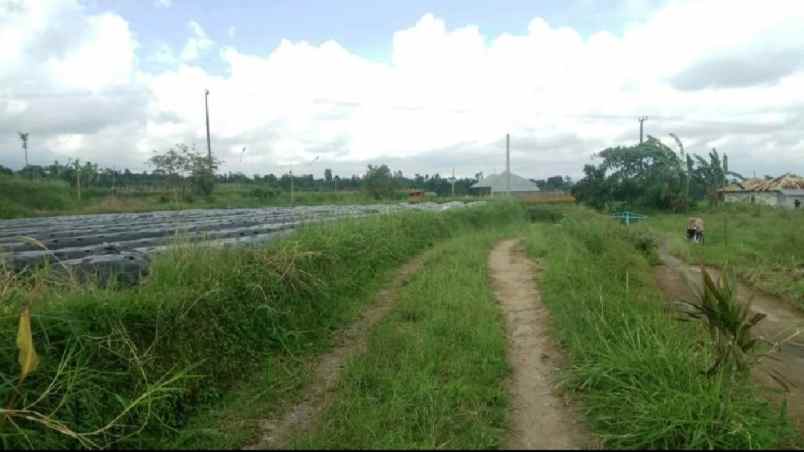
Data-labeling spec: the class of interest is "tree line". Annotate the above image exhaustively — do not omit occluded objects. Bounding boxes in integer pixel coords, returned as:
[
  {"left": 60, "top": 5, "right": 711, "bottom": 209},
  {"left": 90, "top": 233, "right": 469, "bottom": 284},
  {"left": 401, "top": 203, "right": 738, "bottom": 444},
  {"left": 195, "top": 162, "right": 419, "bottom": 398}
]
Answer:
[{"left": 2, "top": 143, "right": 576, "bottom": 201}]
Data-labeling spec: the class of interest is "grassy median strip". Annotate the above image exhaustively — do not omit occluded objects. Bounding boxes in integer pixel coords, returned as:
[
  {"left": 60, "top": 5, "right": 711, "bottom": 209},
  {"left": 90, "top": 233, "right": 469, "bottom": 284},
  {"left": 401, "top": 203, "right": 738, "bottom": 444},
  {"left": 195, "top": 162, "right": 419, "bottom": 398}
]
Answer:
[
  {"left": 523, "top": 206, "right": 799, "bottom": 449},
  {"left": 291, "top": 228, "right": 519, "bottom": 449}
]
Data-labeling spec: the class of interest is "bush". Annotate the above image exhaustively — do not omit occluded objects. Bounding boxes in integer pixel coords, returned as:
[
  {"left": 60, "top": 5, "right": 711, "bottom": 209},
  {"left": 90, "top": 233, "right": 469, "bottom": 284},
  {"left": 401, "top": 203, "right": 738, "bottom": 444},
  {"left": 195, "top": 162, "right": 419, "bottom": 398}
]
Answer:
[
  {"left": 0, "top": 175, "right": 76, "bottom": 218},
  {"left": 248, "top": 187, "right": 281, "bottom": 201},
  {"left": 526, "top": 205, "right": 564, "bottom": 223},
  {"left": 621, "top": 225, "right": 659, "bottom": 264}
]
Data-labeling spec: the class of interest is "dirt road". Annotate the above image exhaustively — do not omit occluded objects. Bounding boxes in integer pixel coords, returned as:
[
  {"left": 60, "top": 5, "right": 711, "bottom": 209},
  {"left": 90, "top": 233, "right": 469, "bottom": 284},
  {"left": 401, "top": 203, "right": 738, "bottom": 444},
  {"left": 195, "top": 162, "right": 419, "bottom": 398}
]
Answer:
[
  {"left": 655, "top": 245, "right": 804, "bottom": 434},
  {"left": 489, "top": 239, "right": 594, "bottom": 450},
  {"left": 243, "top": 253, "right": 427, "bottom": 450}
]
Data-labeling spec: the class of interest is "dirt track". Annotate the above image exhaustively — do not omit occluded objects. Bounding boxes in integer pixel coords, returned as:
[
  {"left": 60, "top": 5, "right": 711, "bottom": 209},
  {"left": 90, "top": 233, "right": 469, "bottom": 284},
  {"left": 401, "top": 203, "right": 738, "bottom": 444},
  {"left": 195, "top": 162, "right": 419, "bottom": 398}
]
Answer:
[
  {"left": 243, "top": 252, "right": 427, "bottom": 449},
  {"left": 655, "top": 245, "right": 804, "bottom": 434},
  {"left": 489, "top": 239, "right": 594, "bottom": 450}
]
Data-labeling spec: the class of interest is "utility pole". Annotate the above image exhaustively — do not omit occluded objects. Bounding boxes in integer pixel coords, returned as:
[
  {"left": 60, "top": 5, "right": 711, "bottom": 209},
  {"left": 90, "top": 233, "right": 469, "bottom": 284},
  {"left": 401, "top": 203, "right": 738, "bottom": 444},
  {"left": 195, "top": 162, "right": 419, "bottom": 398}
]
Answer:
[
  {"left": 451, "top": 167, "right": 456, "bottom": 197},
  {"left": 18, "top": 132, "right": 29, "bottom": 174},
  {"left": 638, "top": 116, "right": 648, "bottom": 144},
  {"left": 204, "top": 89, "right": 212, "bottom": 167},
  {"left": 506, "top": 133, "right": 511, "bottom": 196},
  {"left": 289, "top": 169, "right": 294, "bottom": 206}
]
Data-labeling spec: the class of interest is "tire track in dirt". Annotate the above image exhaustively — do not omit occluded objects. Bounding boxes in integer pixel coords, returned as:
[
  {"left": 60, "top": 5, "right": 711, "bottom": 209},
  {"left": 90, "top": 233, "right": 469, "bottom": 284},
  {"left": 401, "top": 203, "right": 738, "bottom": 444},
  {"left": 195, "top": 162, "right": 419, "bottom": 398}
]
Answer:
[
  {"left": 655, "top": 244, "right": 804, "bottom": 435},
  {"left": 242, "top": 253, "right": 428, "bottom": 450},
  {"left": 489, "top": 239, "right": 595, "bottom": 450}
]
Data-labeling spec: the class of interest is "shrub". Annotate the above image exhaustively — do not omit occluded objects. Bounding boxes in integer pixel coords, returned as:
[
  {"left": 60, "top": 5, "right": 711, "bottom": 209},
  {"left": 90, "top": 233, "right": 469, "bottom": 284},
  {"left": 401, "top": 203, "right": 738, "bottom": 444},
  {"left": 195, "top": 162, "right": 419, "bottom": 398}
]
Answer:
[{"left": 249, "top": 187, "right": 281, "bottom": 201}]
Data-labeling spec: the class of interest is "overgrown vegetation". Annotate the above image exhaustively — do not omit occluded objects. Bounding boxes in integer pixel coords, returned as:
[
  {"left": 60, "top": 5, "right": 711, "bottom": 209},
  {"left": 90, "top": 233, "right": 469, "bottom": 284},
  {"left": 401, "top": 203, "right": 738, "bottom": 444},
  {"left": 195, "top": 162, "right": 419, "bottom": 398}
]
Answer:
[
  {"left": 649, "top": 204, "right": 804, "bottom": 308},
  {"left": 674, "top": 267, "right": 777, "bottom": 383},
  {"left": 292, "top": 228, "right": 518, "bottom": 449},
  {"left": 147, "top": 144, "right": 220, "bottom": 201},
  {"left": 572, "top": 136, "right": 741, "bottom": 211},
  {"left": 0, "top": 201, "right": 525, "bottom": 449},
  {"left": 523, "top": 206, "right": 798, "bottom": 449}
]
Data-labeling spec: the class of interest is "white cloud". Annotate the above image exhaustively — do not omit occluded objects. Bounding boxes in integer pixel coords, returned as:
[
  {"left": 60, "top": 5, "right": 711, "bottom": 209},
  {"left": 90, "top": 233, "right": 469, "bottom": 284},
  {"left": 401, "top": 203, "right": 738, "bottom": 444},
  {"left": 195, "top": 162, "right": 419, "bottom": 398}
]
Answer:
[
  {"left": 180, "top": 20, "right": 214, "bottom": 62},
  {"left": 154, "top": 0, "right": 172, "bottom": 8},
  {"left": 2, "top": 0, "right": 804, "bottom": 180},
  {"left": 227, "top": 26, "right": 236, "bottom": 39}
]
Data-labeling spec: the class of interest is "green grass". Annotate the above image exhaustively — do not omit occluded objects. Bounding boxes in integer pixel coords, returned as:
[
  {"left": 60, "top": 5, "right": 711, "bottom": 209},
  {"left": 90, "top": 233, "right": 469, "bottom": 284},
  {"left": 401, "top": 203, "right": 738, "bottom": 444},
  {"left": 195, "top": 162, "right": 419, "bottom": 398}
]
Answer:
[
  {"left": 647, "top": 203, "right": 804, "bottom": 308},
  {"left": 290, "top": 228, "right": 519, "bottom": 449},
  {"left": 0, "top": 175, "right": 482, "bottom": 219},
  {"left": 0, "top": 201, "right": 526, "bottom": 449},
  {"left": 522, "top": 205, "right": 799, "bottom": 449},
  {"left": 0, "top": 176, "right": 78, "bottom": 217}
]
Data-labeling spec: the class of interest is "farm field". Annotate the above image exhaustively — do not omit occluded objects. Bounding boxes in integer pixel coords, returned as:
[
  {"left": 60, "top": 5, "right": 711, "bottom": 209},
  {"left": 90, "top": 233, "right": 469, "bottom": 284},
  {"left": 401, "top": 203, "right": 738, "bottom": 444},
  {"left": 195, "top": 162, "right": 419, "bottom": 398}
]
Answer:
[
  {"left": 0, "top": 201, "right": 482, "bottom": 285},
  {"left": 2, "top": 202, "right": 802, "bottom": 449},
  {"left": 645, "top": 204, "right": 804, "bottom": 309},
  {"left": 0, "top": 175, "right": 479, "bottom": 220}
]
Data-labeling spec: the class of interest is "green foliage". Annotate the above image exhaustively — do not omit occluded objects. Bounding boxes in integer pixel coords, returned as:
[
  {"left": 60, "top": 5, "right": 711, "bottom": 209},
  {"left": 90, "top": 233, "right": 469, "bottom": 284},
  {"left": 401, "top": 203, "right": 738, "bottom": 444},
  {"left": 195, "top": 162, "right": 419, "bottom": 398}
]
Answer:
[
  {"left": 248, "top": 186, "right": 281, "bottom": 201},
  {"left": 0, "top": 201, "right": 526, "bottom": 449},
  {"left": 573, "top": 136, "right": 743, "bottom": 212},
  {"left": 573, "top": 136, "right": 688, "bottom": 211},
  {"left": 523, "top": 207, "right": 797, "bottom": 449},
  {"left": 526, "top": 205, "right": 565, "bottom": 223},
  {"left": 621, "top": 225, "right": 660, "bottom": 264},
  {"left": 148, "top": 144, "right": 220, "bottom": 200},
  {"left": 674, "top": 267, "right": 771, "bottom": 381},
  {"left": 0, "top": 175, "right": 76, "bottom": 217},
  {"left": 533, "top": 175, "right": 574, "bottom": 191},
  {"left": 362, "top": 164, "right": 397, "bottom": 200}
]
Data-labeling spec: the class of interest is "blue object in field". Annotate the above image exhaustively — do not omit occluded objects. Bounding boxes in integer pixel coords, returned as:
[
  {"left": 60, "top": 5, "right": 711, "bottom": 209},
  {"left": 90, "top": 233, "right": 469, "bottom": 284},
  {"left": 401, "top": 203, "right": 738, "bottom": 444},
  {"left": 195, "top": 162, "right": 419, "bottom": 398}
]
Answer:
[{"left": 610, "top": 211, "right": 647, "bottom": 225}]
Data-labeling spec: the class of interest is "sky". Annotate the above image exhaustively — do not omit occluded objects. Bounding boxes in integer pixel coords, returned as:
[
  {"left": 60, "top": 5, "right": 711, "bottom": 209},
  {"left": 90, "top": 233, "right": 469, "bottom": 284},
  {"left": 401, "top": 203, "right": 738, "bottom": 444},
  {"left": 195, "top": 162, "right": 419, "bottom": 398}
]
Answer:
[{"left": 2, "top": 0, "right": 804, "bottom": 181}]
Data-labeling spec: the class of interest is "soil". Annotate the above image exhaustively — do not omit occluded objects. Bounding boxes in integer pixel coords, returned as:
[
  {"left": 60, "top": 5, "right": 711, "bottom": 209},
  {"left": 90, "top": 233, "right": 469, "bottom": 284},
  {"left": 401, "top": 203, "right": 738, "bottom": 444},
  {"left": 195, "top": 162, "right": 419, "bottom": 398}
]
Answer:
[
  {"left": 243, "top": 253, "right": 427, "bottom": 450},
  {"left": 489, "top": 239, "right": 596, "bottom": 450},
  {"left": 655, "top": 244, "right": 804, "bottom": 435}
]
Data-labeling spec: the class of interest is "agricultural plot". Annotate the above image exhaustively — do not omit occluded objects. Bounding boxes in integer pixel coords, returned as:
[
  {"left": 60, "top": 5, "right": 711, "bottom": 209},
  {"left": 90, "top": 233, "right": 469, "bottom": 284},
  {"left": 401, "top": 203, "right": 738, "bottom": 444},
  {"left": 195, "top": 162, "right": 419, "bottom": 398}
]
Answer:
[{"left": 0, "top": 201, "right": 482, "bottom": 284}]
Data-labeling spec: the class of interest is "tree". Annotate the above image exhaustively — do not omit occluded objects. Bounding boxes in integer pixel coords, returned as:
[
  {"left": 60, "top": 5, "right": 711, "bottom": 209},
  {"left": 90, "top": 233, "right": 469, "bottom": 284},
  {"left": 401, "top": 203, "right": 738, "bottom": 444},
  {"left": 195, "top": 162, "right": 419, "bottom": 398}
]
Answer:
[
  {"left": 148, "top": 144, "right": 219, "bottom": 201},
  {"left": 690, "top": 148, "right": 742, "bottom": 206},
  {"left": 573, "top": 136, "right": 687, "bottom": 211},
  {"left": 363, "top": 164, "right": 396, "bottom": 199}
]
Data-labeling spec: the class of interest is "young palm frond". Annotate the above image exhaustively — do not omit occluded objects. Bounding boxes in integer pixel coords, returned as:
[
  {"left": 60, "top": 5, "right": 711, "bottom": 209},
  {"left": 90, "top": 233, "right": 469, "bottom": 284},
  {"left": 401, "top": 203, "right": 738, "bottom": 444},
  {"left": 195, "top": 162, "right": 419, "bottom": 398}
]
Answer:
[{"left": 674, "top": 266, "right": 774, "bottom": 381}]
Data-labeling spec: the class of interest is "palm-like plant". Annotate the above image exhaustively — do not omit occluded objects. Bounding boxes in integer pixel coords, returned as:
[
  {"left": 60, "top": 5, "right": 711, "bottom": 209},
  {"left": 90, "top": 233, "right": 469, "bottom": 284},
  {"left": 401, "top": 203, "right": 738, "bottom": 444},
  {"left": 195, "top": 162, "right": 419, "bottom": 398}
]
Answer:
[{"left": 674, "top": 267, "right": 790, "bottom": 388}]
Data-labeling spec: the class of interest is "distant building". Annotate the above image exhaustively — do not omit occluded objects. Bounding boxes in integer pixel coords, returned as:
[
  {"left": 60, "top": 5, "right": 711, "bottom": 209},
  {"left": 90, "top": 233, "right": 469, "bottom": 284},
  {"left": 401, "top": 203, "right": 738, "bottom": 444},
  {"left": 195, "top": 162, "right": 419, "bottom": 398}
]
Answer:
[
  {"left": 470, "top": 171, "right": 541, "bottom": 197},
  {"left": 719, "top": 173, "right": 804, "bottom": 209}
]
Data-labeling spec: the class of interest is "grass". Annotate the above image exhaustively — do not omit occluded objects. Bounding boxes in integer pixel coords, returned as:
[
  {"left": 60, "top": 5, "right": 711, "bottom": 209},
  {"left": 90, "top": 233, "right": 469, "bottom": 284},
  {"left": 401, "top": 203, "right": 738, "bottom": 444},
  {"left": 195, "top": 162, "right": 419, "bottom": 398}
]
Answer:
[
  {"left": 647, "top": 203, "right": 804, "bottom": 309},
  {"left": 0, "top": 175, "right": 482, "bottom": 219},
  {"left": 290, "top": 227, "right": 521, "bottom": 449},
  {"left": 0, "top": 201, "right": 526, "bottom": 449},
  {"left": 522, "top": 205, "right": 799, "bottom": 449}
]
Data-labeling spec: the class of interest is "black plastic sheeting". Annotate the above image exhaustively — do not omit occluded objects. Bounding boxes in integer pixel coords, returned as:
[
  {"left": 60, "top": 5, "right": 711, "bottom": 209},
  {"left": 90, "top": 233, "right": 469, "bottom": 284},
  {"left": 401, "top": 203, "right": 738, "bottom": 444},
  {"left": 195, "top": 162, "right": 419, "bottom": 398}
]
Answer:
[{"left": 0, "top": 202, "right": 483, "bottom": 286}]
